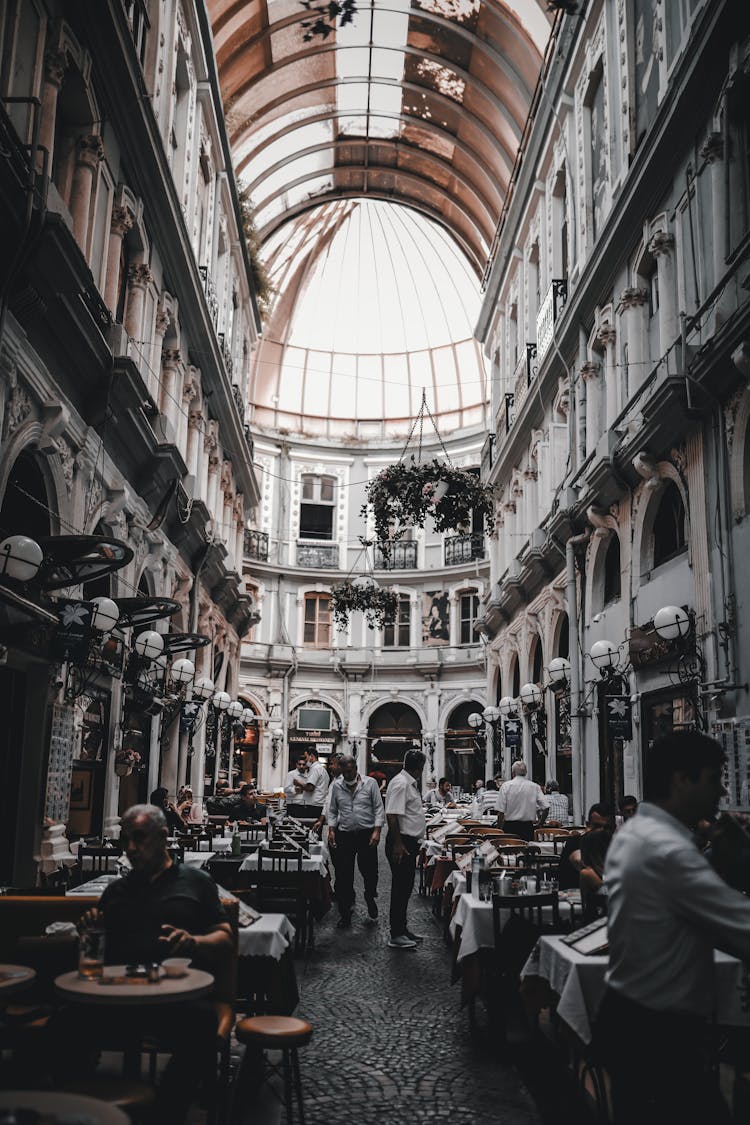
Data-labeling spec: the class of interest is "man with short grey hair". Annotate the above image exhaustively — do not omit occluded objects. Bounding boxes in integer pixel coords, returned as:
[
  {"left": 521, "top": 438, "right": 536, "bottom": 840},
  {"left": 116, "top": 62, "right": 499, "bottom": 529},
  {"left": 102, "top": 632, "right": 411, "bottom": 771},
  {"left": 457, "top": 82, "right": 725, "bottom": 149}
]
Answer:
[
  {"left": 328, "top": 756, "right": 384, "bottom": 927},
  {"left": 496, "top": 760, "right": 549, "bottom": 841}
]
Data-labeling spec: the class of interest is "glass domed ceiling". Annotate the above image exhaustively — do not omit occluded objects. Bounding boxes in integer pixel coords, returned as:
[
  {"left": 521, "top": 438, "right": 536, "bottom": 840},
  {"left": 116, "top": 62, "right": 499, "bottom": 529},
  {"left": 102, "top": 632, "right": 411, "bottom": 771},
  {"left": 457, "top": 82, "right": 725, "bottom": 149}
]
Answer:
[{"left": 248, "top": 199, "right": 489, "bottom": 439}]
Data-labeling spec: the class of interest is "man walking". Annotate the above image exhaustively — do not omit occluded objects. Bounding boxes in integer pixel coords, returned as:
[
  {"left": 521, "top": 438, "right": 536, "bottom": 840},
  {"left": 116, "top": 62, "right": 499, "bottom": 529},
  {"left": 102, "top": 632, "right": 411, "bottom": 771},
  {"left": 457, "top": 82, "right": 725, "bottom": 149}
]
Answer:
[
  {"left": 495, "top": 760, "right": 549, "bottom": 840},
  {"left": 327, "top": 756, "right": 384, "bottom": 928},
  {"left": 385, "top": 749, "right": 427, "bottom": 949},
  {"left": 595, "top": 730, "right": 750, "bottom": 1122}
]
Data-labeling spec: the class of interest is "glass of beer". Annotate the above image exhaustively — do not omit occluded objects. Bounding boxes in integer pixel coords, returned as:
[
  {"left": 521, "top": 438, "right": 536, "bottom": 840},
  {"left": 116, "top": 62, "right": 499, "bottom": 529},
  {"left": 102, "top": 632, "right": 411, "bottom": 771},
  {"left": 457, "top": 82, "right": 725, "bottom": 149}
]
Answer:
[{"left": 78, "top": 928, "right": 105, "bottom": 979}]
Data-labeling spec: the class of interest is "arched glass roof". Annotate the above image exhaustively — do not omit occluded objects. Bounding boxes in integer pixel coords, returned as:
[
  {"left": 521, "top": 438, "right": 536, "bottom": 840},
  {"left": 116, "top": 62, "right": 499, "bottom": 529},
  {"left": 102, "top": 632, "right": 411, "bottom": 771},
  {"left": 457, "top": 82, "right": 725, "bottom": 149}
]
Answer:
[
  {"left": 249, "top": 199, "right": 489, "bottom": 439},
  {"left": 209, "top": 0, "right": 551, "bottom": 270}
]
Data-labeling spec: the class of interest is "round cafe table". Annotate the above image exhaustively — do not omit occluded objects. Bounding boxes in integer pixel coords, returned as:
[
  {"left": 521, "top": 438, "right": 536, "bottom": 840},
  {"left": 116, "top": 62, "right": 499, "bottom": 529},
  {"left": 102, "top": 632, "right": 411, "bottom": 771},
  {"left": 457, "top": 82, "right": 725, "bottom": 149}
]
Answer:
[
  {"left": 0, "top": 963, "right": 36, "bottom": 998},
  {"left": 55, "top": 965, "right": 213, "bottom": 1006},
  {"left": 0, "top": 1090, "right": 128, "bottom": 1124}
]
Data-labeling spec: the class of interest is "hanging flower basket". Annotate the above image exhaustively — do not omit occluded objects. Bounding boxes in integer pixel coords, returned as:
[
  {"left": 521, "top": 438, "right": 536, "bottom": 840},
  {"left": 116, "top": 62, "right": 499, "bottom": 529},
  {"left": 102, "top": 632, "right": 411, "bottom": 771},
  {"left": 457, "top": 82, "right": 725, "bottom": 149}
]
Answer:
[
  {"left": 362, "top": 456, "right": 494, "bottom": 550},
  {"left": 330, "top": 579, "right": 399, "bottom": 632},
  {"left": 114, "top": 763, "right": 132, "bottom": 777}
]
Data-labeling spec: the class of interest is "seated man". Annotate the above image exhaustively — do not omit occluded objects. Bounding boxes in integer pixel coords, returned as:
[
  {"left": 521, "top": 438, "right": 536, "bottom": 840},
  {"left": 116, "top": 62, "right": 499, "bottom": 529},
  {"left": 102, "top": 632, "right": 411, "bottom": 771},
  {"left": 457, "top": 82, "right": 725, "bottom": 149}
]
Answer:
[
  {"left": 50, "top": 804, "right": 233, "bottom": 1124},
  {"left": 556, "top": 802, "right": 612, "bottom": 889},
  {"left": 434, "top": 777, "right": 455, "bottom": 807},
  {"left": 231, "top": 783, "right": 267, "bottom": 823}
]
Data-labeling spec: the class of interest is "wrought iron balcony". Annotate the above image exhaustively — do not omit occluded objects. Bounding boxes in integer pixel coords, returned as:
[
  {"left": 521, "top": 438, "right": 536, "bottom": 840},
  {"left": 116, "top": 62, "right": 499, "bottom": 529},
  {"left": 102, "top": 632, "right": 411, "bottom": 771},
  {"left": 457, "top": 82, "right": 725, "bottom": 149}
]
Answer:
[
  {"left": 374, "top": 541, "right": 418, "bottom": 569},
  {"left": 198, "top": 265, "right": 219, "bottom": 327},
  {"left": 217, "top": 332, "right": 234, "bottom": 377},
  {"left": 232, "top": 383, "right": 244, "bottom": 416},
  {"left": 444, "top": 534, "right": 485, "bottom": 565},
  {"left": 536, "top": 279, "right": 568, "bottom": 362},
  {"left": 244, "top": 529, "right": 269, "bottom": 562},
  {"left": 504, "top": 392, "right": 516, "bottom": 433},
  {"left": 296, "top": 542, "right": 339, "bottom": 568}
]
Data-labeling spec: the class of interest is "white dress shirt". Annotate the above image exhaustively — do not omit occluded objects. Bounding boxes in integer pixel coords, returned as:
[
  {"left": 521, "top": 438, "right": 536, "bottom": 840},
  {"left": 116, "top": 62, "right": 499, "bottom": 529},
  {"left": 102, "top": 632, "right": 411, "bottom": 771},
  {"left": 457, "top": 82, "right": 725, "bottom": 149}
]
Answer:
[
  {"left": 283, "top": 768, "right": 314, "bottom": 804},
  {"left": 307, "top": 761, "right": 330, "bottom": 804},
  {"left": 327, "top": 775, "right": 385, "bottom": 832},
  {"left": 605, "top": 802, "right": 750, "bottom": 1015},
  {"left": 385, "top": 770, "right": 427, "bottom": 838},
  {"left": 497, "top": 776, "right": 549, "bottom": 822}
]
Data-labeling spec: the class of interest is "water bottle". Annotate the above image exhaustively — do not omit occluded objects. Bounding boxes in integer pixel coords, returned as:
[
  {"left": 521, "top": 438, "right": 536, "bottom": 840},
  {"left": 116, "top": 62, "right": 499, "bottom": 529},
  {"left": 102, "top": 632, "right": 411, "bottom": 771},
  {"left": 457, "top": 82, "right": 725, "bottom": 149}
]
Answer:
[
  {"left": 471, "top": 845, "right": 484, "bottom": 901},
  {"left": 231, "top": 824, "right": 241, "bottom": 857}
]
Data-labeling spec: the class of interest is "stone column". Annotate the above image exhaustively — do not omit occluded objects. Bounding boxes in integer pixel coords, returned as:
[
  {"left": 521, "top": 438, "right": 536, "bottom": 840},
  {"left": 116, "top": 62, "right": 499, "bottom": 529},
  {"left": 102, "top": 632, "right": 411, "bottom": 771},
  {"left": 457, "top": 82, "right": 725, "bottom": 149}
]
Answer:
[
  {"left": 223, "top": 491, "right": 235, "bottom": 564},
  {"left": 234, "top": 494, "right": 245, "bottom": 568},
  {"left": 150, "top": 306, "right": 170, "bottom": 402},
  {"left": 177, "top": 372, "right": 195, "bottom": 461},
  {"left": 596, "top": 326, "right": 617, "bottom": 428},
  {"left": 160, "top": 348, "right": 183, "bottom": 438},
  {"left": 617, "top": 288, "right": 649, "bottom": 393},
  {"left": 104, "top": 206, "right": 134, "bottom": 314},
  {"left": 38, "top": 48, "right": 67, "bottom": 172},
  {"left": 700, "top": 132, "right": 726, "bottom": 297},
  {"left": 186, "top": 408, "right": 203, "bottom": 481},
  {"left": 124, "top": 263, "right": 153, "bottom": 342},
  {"left": 202, "top": 426, "right": 217, "bottom": 507},
  {"left": 647, "top": 230, "right": 677, "bottom": 355},
  {"left": 581, "top": 362, "right": 601, "bottom": 458},
  {"left": 161, "top": 716, "right": 180, "bottom": 798},
  {"left": 69, "top": 134, "right": 104, "bottom": 249},
  {"left": 207, "top": 455, "right": 220, "bottom": 526}
]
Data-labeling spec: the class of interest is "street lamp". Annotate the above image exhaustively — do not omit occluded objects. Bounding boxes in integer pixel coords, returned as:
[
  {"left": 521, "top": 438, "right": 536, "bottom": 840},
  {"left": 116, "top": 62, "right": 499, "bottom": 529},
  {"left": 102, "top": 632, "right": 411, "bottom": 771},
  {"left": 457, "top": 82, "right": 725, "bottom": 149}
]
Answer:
[
  {"left": 498, "top": 696, "right": 517, "bottom": 718},
  {"left": 90, "top": 596, "right": 120, "bottom": 633},
  {"left": 653, "top": 604, "right": 691, "bottom": 641},
  {"left": 589, "top": 639, "right": 619, "bottom": 674},
  {"left": 134, "top": 630, "right": 164, "bottom": 661},
  {"left": 193, "top": 675, "right": 215, "bottom": 700},
  {"left": 170, "top": 658, "right": 195, "bottom": 686},
  {"left": 519, "top": 682, "right": 543, "bottom": 709},
  {"left": 546, "top": 657, "right": 571, "bottom": 688},
  {"left": 0, "top": 535, "right": 44, "bottom": 583}
]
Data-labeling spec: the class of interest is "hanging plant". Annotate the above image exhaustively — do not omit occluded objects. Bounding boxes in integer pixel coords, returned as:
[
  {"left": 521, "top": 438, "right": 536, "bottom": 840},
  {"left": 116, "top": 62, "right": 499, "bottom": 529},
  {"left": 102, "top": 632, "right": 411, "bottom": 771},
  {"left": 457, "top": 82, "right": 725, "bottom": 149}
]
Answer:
[
  {"left": 330, "top": 577, "right": 399, "bottom": 631},
  {"left": 300, "top": 0, "right": 358, "bottom": 41},
  {"left": 362, "top": 455, "right": 494, "bottom": 550}
]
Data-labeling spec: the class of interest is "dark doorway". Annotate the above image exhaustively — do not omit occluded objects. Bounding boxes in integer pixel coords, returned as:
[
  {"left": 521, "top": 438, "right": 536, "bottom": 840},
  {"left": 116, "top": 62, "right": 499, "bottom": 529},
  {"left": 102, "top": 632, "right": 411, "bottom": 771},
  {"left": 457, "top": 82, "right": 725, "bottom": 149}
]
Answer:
[{"left": 0, "top": 667, "right": 27, "bottom": 883}]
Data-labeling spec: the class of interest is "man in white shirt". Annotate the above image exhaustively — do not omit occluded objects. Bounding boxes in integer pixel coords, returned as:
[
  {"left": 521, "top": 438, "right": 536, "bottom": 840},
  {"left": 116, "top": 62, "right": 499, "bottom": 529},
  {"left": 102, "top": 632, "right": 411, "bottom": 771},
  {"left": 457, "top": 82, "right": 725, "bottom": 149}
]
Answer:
[
  {"left": 596, "top": 730, "right": 750, "bottom": 1123},
  {"left": 305, "top": 747, "right": 330, "bottom": 805},
  {"left": 283, "top": 754, "right": 313, "bottom": 804},
  {"left": 384, "top": 749, "right": 427, "bottom": 949},
  {"left": 327, "top": 756, "right": 385, "bottom": 928},
  {"left": 496, "top": 760, "right": 548, "bottom": 840}
]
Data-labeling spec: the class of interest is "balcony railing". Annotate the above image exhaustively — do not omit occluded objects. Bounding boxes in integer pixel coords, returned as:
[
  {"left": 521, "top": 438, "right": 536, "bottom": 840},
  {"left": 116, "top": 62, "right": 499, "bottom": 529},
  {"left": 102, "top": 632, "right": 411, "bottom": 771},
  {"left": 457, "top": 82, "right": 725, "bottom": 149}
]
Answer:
[
  {"left": 536, "top": 279, "right": 568, "bottom": 362},
  {"left": 296, "top": 542, "right": 339, "bottom": 568},
  {"left": 374, "top": 541, "right": 418, "bottom": 569},
  {"left": 480, "top": 433, "right": 495, "bottom": 480},
  {"left": 244, "top": 529, "right": 269, "bottom": 562},
  {"left": 198, "top": 265, "right": 219, "bottom": 327},
  {"left": 504, "top": 392, "right": 516, "bottom": 433},
  {"left": 217, "top": 332, "right": 234, "bottom": 377},
  {"left": 444, "top": 534, "right": 485, "bottom": 565}
]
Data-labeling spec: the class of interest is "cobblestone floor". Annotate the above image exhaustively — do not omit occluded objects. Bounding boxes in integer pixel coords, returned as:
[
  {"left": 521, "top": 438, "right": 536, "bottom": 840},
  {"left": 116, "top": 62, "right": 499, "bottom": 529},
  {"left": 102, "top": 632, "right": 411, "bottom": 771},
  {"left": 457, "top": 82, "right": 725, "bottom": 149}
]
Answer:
[{"left": 290, "top": 844, "right": 544, "bottom": 1125}]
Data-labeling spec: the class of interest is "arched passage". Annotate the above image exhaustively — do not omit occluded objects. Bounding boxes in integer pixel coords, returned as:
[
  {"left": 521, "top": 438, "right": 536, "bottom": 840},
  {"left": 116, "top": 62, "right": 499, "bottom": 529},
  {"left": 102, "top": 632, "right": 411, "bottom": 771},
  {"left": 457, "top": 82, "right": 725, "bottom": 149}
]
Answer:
[
  {"left": 445, "top": 699, "right": 485, "bottom": 793},
  {"left": 367, "top": 701, "right": 422, "bottom": 783}
]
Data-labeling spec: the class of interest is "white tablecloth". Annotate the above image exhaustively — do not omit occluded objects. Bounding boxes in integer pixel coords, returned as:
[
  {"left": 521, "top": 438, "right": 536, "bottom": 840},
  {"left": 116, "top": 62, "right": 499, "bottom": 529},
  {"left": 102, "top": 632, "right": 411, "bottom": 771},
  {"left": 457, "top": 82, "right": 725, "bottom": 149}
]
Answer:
[
  {"left": 66, "top": 875, "right": 120, "bottom": 897},
  {"left": 184, "top": 851, "right": 215, "bottom": 867},
  {"left": 450, "top": 892, "right": 577, "bottom": 962},
  {"left": 239, "top": 854, "right": 326, "bottom": 876},
  {"left": 237, "top": 913, "right": 296, "bottom": 959},
  {"left": 520, "top": 935, "right": 750, "bottom": 1044}
]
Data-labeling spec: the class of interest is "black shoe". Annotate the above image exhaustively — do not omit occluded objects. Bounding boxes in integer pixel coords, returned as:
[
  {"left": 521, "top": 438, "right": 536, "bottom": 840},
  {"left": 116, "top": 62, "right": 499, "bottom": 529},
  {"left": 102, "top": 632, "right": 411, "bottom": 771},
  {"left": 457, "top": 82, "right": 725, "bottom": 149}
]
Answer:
[
  {"left": 405, "top": 929, "right": 424, "bottom": 943},
  {"left": 365, "top": 896, "right": 378, "bottom": 919},
  {"left": 336, "top": 914, "right": 352, "bottom": 929}
]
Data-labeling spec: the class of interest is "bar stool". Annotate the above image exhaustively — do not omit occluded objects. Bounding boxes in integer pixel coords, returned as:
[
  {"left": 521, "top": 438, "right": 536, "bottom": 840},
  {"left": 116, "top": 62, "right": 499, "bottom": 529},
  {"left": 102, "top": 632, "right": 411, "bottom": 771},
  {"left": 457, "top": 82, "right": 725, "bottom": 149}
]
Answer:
[{"left": 233, "top": 1015, "right": 313, "bottom": 1125}]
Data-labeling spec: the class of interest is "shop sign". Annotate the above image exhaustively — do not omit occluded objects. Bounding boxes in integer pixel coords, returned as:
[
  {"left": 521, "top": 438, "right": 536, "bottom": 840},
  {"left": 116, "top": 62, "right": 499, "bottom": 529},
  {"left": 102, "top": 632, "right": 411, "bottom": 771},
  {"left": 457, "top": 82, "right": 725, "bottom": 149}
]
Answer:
[
  {"left": 606, "top": 695, "right": 633, "bottom": 740},
  {"left": 289, "top": 730, "right": 336, "bottom": 744},
  {"left": 53, "top": 599, "right": 93, "bottom": 661},
  {"left": 180, "top": 700, "right": 202, "bottom": 733},
  {"left": 503, "top": 719, "right": 521, "bottom": 748}
]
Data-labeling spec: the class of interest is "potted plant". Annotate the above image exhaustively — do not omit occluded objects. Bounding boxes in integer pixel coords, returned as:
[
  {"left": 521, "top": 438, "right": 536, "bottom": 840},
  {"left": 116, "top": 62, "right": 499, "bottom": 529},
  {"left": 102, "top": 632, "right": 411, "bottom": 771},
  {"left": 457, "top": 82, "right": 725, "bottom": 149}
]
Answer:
[
  {"left": 114, "top": 748, "right": 141, "bottom": 777},
  {"left": 330, "top": 576, "right": 399, "bottom": 631},
  {"left": 362, "top": 456, "right": 494, "bottom": 553}
]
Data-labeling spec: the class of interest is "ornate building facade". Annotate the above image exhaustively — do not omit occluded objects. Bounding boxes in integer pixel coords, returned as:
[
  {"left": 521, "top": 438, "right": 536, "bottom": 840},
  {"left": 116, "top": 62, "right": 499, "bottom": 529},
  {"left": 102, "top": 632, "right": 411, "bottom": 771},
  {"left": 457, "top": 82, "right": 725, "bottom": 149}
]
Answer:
[
  {"left": 478, "top": 0, "right": 750, "bottom": 820},
  {"left": 0, "top": 0, "right": 260, "bottom": 882}
]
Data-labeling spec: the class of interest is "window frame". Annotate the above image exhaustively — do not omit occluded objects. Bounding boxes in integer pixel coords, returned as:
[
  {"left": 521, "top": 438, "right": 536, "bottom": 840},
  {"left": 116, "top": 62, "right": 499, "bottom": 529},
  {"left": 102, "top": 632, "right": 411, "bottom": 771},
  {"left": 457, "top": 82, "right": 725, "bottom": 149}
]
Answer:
[
  {"left": 382, "top": 595, "right": 411, "bottom": 649},
  {"left": 303, "top": 593, "right": 332, "bottom": 648},
  {"left": 459, "top": 591, "right": 479, "bottom": 646}
]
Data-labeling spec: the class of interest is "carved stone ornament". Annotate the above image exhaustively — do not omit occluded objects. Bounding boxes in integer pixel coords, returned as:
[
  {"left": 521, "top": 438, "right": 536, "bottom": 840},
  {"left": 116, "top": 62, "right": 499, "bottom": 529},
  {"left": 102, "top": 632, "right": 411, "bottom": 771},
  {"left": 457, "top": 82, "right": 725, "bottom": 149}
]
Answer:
[
  {"left": 596, "top": 323, "right": 617, "bottom": 349},
  {"left": 647, "top": 229, "right": 674, "bottom": 257},
  {"left": 162, "top": 347, "right": 183, "bottom": 371},
  {"left": 110, "top": 205, "right": 134, "bottom": 238},
  {"left": 617, "top": 286, "right": 649, "bottom": 313},
  {"left": 670, "top": 444, "right": 688, "bottom": 476},
  {"left": 76, "top": 134, "right": 105, "bottom": 169},
  {"left": 724, "top": 388, "right": 745, "bottom": 448},
  {"left": 56, "top": 439, "right": 75, "bottom": 495},
  {"left": 4, "top": 377, "right": 32, "bottom": 439},
  {"left": 556, "top": 375, "right": 570, "bottom": 417},
  {"left": 127, "top": 263, "right": 154, "bottom": 290},
  {"left": 580, "top": 361, "right": 601, "bottom": 381},
  {"left": 44, "top": 47, "right": 68, "bottom": 87},
  {"left": 700, "top": 132, "right": 723, "bottom": 164},
  {"left": 155, "top": 306, "right": 171, "bottom": 336}
]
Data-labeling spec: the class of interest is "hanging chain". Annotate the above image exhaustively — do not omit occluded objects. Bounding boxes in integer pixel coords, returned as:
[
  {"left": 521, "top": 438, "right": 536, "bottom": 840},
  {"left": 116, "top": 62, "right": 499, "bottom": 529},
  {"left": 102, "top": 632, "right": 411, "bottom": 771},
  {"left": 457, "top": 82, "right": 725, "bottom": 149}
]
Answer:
[{"left": 397, "top": 387, "right": 453, "bottom": 468}]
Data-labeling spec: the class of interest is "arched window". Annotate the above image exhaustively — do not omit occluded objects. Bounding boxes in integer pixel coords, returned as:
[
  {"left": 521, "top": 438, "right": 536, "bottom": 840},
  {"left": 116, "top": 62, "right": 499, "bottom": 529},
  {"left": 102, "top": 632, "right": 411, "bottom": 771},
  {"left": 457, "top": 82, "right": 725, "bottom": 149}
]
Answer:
[
  {"left": 0, "top": 449, "right": 51, "bottom": 542},
  {"left": 303, "top": 593, "right": 331, "bottom": 647},
  {"left": 532, "top": 639, "right": 543, "bottom": 684},
  {"left": 603, "top": 535, "right": 621, "bottom": 604},
  {"left": 652, "top": 482, "right": 687, "bottom": 567},
  {"left": 383, "top": 596, "right": 410, "bottom": 648}
]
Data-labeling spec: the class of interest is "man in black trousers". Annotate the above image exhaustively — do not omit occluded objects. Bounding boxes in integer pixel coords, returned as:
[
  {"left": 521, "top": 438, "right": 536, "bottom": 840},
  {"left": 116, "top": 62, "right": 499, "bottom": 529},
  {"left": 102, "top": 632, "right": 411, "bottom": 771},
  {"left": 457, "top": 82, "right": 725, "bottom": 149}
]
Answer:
[
  {"left": 327, "top": 755, "right": 384, "bottom": 928},
  {"left": 384, "top": 749, "right": 427, "bottom": 950}
]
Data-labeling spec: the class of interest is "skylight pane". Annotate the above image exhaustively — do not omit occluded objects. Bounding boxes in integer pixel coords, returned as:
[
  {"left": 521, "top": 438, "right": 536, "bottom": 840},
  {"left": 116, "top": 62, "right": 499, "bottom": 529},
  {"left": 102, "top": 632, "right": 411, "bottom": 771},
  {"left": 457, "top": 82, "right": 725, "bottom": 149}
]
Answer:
[
  {"left": 357, "top": 354, "right": 383, "bottom": 418},
  {"left": 244, "top": 122, "right": 333, "bottom": 190},
  {"left": 332, "top": 353, "right": 357, "bottom": 417}
]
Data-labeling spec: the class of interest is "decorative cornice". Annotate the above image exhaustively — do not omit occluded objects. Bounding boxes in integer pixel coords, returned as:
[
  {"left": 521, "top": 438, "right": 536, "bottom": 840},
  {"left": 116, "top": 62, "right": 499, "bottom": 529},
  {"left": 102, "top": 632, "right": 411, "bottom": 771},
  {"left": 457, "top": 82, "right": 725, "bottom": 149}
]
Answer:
[{"left": 647, "top": 229, "right": 674, "bottom": 257}]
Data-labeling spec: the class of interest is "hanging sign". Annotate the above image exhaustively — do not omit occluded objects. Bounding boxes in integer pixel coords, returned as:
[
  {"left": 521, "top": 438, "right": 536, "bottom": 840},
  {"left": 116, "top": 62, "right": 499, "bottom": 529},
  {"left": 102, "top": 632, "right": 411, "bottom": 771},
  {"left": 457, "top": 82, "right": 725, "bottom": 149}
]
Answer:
[
  {"left": 503, "top": 719, "right": 522, "bottom": 748},
  {"left": 180, "top": 700, "right": 202, "bottom": 733},
  {"left": 606, "top": 696, "right": 633, "bottom": 740},
  {"left": 53, "top": 599, "right": 93, "bottom": 662}
]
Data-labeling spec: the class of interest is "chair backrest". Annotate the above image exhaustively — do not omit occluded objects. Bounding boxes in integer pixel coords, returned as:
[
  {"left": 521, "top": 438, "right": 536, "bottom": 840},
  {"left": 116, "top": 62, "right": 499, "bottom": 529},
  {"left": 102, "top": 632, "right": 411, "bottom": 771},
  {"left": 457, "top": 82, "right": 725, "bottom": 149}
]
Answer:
[
  {"left": 180, "top": 832, "right": 214, "bottom": 852},
  {"left": 492, "top": 891, "right": 560, "bottom": 938},
  {"left": 258, "top": 848, "right": 303, "bottom": 872},
  {"left": 77, "top": 845, "right": 122, "bottom": 876}
]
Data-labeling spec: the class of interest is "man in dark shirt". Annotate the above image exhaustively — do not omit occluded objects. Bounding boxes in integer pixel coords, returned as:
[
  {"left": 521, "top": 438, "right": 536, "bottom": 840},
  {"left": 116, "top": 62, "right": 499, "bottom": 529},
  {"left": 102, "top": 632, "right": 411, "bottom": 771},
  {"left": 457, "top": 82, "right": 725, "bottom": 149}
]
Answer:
[
  {"left": 150, "top": 785, "right": 184, "bottom": 834},
  {"left": 229, "top": 784, "right": 267, "bottom": 824},
  {"left": 556, "top": 803, "right": 612, "bottom": 889},
  {"left": 51, "top": 804, "right": 233, "bottom": 1124}
]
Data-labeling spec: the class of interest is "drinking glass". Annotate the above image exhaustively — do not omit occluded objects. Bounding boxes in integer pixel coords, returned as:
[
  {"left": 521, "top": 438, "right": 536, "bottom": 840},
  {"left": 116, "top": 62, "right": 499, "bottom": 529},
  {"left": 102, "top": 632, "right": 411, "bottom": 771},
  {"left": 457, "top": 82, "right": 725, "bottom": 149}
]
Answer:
[{"left": 78, "top": 928, "right": 105, "bottom": 980}]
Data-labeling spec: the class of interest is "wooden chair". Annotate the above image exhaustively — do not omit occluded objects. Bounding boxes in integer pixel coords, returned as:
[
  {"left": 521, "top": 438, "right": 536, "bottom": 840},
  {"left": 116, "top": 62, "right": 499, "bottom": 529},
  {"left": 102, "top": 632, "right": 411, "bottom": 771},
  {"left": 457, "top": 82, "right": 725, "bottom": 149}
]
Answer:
[
  {"left": 76, "top": 845, "right": 122, "bottom": 880},
  {"left": 534, "top": 827, "right": 577, "bottom": 854},
  {"left": 180, "top": 832, "right": 214, "bottom": 852}
]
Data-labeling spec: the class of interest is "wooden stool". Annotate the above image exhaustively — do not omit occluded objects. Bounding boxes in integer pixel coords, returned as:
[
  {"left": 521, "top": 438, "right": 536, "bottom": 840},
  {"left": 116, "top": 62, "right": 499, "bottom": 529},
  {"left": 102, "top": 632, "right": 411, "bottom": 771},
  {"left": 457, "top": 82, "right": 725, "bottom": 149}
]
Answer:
[
  {"left": 234, "top": 1016, "right": 313, "bottom": 1125},
  {"left": 61, "top": 1077, "right": 156, "bottom": 1121}
]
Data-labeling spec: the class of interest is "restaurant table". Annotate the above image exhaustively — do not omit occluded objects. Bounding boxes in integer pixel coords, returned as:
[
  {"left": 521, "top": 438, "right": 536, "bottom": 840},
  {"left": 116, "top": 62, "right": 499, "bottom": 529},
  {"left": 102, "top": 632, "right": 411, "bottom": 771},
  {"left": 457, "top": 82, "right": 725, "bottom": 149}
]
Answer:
[
  {"left": 450, "top": 891, "right": 579, "bottom": 963},
  {"left": 0, "top": 964, "right": 36, "bottom": 997},
  {"left": 520, "top": 935, "right": 750, "bottom": 1044},
  {"left": 55, "top": 965, "right": 214, "bottom": 1006},
  {"left": 236, "top": 913, "right": 299, "bottom": 1015},
  {"left": 0, "top": 1090, "right": 129, "bottom": 1125},
  {"left": 67, "top": 874, "right": 120, "bottom": 897}
]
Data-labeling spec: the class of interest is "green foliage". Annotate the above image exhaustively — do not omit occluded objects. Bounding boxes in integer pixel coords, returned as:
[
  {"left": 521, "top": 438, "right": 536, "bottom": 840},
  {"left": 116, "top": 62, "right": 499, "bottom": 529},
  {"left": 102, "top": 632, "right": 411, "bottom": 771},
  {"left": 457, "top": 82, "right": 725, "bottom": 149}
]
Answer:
[
  {"left": 237, "top": 185, "right": 273, "bottom": 321},
  {"left": 361, "top": 456, "right": 494, "bottom": 553},
  {"left": 330, "top": 581, "right": 399, "bottom": 631}
]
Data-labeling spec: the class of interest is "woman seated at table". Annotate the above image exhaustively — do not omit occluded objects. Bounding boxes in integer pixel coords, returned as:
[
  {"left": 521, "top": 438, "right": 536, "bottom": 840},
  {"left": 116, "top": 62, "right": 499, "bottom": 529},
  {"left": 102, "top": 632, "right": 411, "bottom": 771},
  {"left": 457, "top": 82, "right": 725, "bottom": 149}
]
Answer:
[
  {"left": 151, "top": 786, "right": 184, "bottom": 834},
  {"left": 579, "top": 829, "right": 612, "bottom": 920}
]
